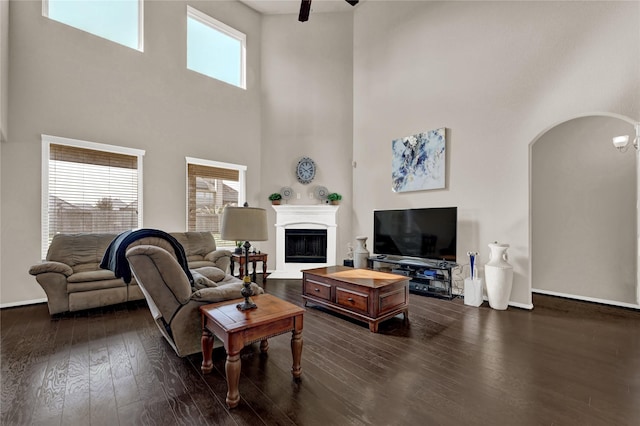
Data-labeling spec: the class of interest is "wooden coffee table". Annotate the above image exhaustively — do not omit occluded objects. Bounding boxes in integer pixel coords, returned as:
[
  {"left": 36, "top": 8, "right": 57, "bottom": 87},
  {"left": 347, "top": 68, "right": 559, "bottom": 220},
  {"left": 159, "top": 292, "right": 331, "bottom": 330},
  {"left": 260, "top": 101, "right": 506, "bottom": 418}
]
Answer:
[
  {"left": 302, "top": 266, "right": 409, "bottom": 332},
  {"left": 200, "top": 294, "right": 304, "bottom": 408}
]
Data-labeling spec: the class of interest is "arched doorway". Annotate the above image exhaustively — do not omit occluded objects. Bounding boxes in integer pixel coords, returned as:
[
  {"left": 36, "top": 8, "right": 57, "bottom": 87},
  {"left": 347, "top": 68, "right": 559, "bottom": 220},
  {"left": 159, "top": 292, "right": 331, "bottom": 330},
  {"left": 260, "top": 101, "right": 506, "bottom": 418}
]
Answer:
[{"left": 530, "top": 114, "right": 639, "bottom": 307}]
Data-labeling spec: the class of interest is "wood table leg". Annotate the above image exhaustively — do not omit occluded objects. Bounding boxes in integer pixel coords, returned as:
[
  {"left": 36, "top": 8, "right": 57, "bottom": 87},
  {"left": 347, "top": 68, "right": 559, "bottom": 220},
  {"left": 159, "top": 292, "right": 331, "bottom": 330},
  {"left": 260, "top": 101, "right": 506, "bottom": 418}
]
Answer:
[
  {"left": 291, "top": 327, "right": 303, "bottom": 379},
  {"left": 225, "top": 352, "right": 241, "bottom": 408},
  {"left": 260, "top": 339, "right": 269, "bottom": 353},
  {"left": 262, "top": 259, "right": 268, "bottom": 285},
  {"left": 201, "top": 329, "right": 214, "bottom": 374}
]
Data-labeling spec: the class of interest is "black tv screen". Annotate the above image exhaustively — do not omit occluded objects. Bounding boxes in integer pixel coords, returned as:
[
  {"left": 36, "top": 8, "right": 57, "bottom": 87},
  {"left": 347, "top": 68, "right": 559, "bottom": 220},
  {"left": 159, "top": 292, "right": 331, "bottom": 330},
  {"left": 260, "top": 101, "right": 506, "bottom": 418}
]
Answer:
[{"left": 373, "top": 207, "right": 457, "bottom": 261}]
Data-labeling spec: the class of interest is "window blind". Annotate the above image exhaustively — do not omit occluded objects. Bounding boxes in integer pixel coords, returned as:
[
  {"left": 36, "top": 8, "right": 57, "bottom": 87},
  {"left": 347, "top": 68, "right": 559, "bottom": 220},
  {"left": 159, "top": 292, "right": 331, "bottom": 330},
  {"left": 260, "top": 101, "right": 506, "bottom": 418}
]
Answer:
[
  {"left": 44, "top": 143, "right": 141, "bottom": 257},
  {"left": 187, "top": 163, "right": 239, "bottom": 246}
]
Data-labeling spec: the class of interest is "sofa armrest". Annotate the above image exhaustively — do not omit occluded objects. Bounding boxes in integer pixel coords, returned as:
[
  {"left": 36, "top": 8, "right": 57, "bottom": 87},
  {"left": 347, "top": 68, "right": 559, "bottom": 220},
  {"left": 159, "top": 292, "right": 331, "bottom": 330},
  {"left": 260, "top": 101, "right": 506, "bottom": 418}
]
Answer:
[
  {"left": 191, "top": 282, "right": 263, "bottom": 303},
  {"left": 29, "top": 261, "right": 73, "bottom": 277},
  {"left": 205, "top": 249, "right": 232, "bottom": 273}
]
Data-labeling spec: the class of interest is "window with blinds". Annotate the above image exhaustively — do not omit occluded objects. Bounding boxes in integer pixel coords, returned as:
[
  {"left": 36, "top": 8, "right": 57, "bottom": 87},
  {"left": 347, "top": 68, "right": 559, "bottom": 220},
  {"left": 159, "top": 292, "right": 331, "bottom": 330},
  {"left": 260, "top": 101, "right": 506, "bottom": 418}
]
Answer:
[
  {"left": 186, "top": 158, "right": 246, "bottom": 248},
  {"left": 42, "top": 135, "right": 144, "bottom": 258}
]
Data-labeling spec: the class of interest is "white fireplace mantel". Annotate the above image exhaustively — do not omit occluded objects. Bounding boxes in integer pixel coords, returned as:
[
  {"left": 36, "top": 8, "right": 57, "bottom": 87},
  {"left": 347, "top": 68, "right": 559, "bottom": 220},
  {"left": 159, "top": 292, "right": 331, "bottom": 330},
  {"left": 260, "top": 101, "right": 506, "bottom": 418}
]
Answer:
[{"left": 269, "top": 205, "right": 339, "bottom": 279}]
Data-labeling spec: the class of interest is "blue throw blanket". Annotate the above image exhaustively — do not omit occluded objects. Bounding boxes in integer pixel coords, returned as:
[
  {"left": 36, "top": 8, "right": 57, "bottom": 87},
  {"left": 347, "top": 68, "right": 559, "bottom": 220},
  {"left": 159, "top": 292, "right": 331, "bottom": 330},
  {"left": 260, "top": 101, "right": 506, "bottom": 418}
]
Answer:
[{"left": 100, "top": 229, "right": 194, "bottom": 285}]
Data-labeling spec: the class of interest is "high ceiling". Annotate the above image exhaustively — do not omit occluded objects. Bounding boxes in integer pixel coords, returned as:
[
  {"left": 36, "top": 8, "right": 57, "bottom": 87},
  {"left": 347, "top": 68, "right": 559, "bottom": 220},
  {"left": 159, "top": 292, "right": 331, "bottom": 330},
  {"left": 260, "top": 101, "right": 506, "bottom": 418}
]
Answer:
[{"left": 238, "top": 0, "right": 362, "bottom": 15}]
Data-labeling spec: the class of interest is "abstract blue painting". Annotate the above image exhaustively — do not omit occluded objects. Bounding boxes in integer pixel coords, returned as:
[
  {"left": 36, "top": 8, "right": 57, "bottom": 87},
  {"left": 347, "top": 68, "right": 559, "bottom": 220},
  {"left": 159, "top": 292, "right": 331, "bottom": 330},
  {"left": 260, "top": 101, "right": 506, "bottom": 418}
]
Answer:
[{"left": 392, "top": 128, "right": 446, "bottom": 192}]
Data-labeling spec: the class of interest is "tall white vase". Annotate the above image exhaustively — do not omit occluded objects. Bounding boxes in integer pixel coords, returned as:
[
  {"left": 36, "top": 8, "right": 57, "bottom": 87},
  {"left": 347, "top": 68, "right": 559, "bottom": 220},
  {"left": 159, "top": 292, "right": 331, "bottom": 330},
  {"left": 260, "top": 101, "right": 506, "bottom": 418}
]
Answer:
[
  {"left": 484, "top": 243, "right": 513, "bottom": 310},
  {"left": 353, "top": 236, "right": 370, "bottom": 269}
]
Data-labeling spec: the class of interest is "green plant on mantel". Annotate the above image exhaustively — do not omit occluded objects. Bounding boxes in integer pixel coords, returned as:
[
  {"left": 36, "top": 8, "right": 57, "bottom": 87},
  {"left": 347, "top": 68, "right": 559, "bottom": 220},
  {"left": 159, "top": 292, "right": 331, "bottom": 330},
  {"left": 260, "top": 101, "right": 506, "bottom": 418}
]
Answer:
[
  {"left": 269, "top": 193, "right": 282, "bottom": 204},
  {"left": 327, "top": 193, "right": 342, "bottom": 204}
]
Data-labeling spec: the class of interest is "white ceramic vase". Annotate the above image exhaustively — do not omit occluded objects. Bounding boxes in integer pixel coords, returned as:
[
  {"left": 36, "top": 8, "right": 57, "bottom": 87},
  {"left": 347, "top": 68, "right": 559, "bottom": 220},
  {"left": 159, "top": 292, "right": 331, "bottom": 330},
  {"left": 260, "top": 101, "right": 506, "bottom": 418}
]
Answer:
[
  {"left": 484, "top": 242, "right": 513, "bottom": 310},
  {"left": 353, "top": 236, "right": 370, "bottom": 269}
]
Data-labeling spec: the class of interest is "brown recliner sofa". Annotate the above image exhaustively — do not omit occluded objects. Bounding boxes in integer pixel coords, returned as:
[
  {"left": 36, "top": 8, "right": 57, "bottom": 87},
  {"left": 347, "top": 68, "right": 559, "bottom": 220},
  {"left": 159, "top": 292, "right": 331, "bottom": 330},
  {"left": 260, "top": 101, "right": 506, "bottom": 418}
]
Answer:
[
  {"left": 29, "top": 231, "right": 232, "bottom": 315},
  {"left": 126, "top": 244, "right": 263, "bottom": 357}
]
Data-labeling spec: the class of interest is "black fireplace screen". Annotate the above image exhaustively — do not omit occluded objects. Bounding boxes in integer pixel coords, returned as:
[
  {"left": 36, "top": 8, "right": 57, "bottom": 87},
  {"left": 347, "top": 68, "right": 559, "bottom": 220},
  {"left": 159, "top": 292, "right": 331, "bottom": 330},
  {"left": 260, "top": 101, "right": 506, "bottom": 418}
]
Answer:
[{"left": 285, "top": 229, "right": 327, "bottom": 263}]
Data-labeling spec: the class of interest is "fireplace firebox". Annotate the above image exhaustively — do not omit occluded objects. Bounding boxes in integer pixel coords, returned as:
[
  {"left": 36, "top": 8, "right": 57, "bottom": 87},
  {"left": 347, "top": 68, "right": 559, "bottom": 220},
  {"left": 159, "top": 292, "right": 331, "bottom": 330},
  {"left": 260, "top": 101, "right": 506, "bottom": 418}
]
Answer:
[{"left": 285, "top": 229, "right": 327, "bottom": 263}]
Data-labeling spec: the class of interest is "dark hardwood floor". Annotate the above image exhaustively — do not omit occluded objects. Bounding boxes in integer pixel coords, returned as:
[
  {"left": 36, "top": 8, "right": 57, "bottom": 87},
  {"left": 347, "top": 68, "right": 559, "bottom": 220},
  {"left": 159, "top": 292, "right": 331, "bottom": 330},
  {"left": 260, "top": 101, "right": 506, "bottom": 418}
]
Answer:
[{"left": 2, "top": 278, "right": 639, "bottom": 425}]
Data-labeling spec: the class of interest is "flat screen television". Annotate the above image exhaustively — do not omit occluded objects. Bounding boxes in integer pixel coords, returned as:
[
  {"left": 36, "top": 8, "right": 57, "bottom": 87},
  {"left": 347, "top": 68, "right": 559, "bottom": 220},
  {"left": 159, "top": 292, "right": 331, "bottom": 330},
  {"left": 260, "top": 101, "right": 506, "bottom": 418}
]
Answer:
[{"left": 373, "top": 207, "right": 457, "bottom": 262}]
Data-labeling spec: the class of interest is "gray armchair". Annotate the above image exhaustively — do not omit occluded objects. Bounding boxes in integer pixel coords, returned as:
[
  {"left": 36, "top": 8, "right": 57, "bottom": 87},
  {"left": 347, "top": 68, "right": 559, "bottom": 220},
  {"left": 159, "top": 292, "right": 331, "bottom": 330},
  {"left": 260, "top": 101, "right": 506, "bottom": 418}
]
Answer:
[{"left": 126, "top": 244, "right": 263, "bottom": 357}]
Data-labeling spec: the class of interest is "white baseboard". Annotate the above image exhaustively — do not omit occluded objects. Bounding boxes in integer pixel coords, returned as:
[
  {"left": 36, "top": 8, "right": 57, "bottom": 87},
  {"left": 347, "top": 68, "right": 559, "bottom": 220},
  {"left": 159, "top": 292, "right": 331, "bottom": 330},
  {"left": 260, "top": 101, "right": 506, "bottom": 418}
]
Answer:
[
  {"left": 0, "top": 298, "right": 47, "bottom": 309},
  {"left": 507, "top": 300, "right": 534, "bottom": 310},
  {"left": 532, "top": 289, "right": 640, "bottom": 310}
]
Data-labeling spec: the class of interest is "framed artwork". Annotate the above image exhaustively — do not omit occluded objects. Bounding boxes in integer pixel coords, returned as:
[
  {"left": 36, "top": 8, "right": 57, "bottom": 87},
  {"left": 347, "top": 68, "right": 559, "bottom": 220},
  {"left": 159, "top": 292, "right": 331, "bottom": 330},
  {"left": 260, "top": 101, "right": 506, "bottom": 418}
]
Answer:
[{"left": 391, "top": 128, "right": 446, "bottom": 192}]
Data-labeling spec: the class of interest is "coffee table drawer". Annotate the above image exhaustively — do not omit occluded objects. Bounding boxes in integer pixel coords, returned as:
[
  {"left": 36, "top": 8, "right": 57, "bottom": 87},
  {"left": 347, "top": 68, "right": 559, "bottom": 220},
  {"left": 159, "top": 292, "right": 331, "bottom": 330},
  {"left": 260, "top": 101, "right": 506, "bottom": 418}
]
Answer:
[
  {"left": 336, "top": 287, "right": 368, "bottom": 313},
  {"left": 304, "top": 279, "right": 332, "bottom": 301}
]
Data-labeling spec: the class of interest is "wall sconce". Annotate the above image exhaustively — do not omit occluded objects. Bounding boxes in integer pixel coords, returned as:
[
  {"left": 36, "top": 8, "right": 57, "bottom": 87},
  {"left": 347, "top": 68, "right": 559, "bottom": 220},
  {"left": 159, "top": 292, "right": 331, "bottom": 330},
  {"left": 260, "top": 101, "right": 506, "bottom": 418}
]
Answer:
[{"left": 612, "top": 123, "right": 640, "bottom": 153}]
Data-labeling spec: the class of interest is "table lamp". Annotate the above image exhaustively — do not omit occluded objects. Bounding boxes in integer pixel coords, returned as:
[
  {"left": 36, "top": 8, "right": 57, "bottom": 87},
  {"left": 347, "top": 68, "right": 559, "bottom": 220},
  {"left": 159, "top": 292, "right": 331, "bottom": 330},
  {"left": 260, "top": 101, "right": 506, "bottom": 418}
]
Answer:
[{"left": 220, "top": 204, "right": 268, "bottom": 310}]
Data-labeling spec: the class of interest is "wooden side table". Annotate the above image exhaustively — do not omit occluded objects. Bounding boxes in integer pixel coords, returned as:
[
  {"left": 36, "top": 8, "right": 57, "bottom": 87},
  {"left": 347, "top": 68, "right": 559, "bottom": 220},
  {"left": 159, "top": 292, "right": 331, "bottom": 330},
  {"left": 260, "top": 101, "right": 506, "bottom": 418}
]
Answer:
[
  {"left": 230, "top": 252, "right": 268, "bottom": 284},
  {"left": 200, "top": 294, "right": 304, "bottom": 408}
]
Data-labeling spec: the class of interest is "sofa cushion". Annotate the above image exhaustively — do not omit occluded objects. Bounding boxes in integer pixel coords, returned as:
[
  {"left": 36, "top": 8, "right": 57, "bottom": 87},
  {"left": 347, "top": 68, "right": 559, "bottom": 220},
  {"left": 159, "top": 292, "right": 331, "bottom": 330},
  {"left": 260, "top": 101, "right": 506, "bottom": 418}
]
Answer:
[
  {"left": 47, "top": 233, "right": 116, "bottom": 267},
  {"left": 67, "top": 269, "right": 117, "bottom": 283},
  {"left": 171, "top": 232, "right": 216, "bottom": 258},
  {"left": 192, "top": 266, "right": 226, "bottom": 282},
  {"left": 191, "top": 282, "right": 263, "bottom": 303},
  {"left": 190, "top": 270, "right": 218, "bottom": 290},
  {"left": 68, "top": 278, "right": 126, "bottom": 293}
]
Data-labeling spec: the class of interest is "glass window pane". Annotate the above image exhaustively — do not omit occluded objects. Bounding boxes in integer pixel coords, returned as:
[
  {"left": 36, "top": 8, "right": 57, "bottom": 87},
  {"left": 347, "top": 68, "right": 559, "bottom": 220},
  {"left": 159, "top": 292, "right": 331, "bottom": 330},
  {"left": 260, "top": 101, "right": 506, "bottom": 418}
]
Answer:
[
  {"left": 186, "top": 8, "right": 245, "bottom": 89},
  {"left": 47, "top": 0, "right": 140, "bottom": 50}
]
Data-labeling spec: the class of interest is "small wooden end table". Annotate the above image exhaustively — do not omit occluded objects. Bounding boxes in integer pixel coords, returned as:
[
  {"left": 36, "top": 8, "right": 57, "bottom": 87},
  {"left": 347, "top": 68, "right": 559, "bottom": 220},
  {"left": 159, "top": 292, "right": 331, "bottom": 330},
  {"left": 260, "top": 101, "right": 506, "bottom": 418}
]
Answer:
[
  {"left": 200, "top": 294, "right": 304, "bottom": 408},
  {"left": 230, "top": 252, "right": 268, "bottom": 284}
]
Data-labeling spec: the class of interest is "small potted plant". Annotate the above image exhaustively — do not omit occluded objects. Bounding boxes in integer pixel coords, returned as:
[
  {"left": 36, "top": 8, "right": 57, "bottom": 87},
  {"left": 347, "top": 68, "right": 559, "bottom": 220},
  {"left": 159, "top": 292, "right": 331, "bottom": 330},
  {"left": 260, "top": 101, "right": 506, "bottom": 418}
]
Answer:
[
  {"left": 234, "top": 241, "right": 243, "bottom": 255},
  {"left": 327, "top": 193, "right": 342, "bottom": 205},
  {"left": 268, "top": 193, "right": 282, "bottom": 205}
]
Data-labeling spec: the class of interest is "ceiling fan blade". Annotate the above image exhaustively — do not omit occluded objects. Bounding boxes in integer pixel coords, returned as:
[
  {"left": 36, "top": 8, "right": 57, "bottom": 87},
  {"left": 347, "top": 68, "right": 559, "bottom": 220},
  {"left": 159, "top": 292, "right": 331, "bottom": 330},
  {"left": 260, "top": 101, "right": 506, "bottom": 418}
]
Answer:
[
  {"left": 299, "top": 0, "right": 358, "bottom": 23},
  {"left": 299, "top": 0, "right": 312, "bottom": 22}
]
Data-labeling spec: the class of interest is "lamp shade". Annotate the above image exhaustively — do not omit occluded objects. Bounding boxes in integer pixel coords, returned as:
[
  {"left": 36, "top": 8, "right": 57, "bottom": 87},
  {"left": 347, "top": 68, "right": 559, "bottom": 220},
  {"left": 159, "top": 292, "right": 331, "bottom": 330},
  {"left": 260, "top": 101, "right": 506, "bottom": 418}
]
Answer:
[
  {"left": 613, "top": 135, "right": 630, "bottom": 149},
  {"left": 220, "top": 206, "right": 268, "bottom": 242}
]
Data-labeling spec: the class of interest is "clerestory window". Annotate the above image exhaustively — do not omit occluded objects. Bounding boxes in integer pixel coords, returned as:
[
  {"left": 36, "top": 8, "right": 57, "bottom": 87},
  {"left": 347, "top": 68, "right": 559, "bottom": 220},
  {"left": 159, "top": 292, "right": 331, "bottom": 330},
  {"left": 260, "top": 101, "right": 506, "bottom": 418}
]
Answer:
[
  {"left": 43, "top": 0, "right": 143, "bottom": 51},
  {"left": 187, "top": 6, "right": 246, "bottom": 89}
]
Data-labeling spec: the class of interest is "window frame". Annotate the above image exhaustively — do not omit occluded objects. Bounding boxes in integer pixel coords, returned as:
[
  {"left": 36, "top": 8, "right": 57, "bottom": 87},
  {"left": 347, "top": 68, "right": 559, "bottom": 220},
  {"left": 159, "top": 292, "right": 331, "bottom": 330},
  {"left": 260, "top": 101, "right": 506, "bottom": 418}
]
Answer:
[
  {"left": 185, "top": 156, "right": 247, "bottom": 247},
  {"left": 42, "top": 0, "right": 144, "bottom": 52},
  {"left": 41, "top": 134, "right": 145, "bottom": 258},
  {"left": 186, "top": 5, "right": 247, "bottom": 89}
]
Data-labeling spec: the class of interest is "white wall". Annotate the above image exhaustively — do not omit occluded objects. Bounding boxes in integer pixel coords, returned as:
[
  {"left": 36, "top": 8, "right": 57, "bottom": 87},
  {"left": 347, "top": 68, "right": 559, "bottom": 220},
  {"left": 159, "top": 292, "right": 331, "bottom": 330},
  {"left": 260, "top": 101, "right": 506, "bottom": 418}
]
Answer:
[
  {"left": 353, "top": 1, "right": 640, "bottom": 308},
  {"left": 532, "top": 115, "right": 637, "bottom": 305},
  {"left": 1, "top": 0, "right": 262, "bottom": 306},
  {"left": 260, "top": 12, "right": 353, "bottom": 262}
]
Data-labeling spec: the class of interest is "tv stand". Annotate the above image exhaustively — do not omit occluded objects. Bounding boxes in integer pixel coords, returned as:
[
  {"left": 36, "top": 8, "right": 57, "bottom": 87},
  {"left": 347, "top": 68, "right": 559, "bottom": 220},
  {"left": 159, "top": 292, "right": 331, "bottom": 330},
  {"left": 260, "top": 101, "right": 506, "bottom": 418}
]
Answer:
[{"left": 367, "top": 256, "right": 456, "bottom": 299}]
